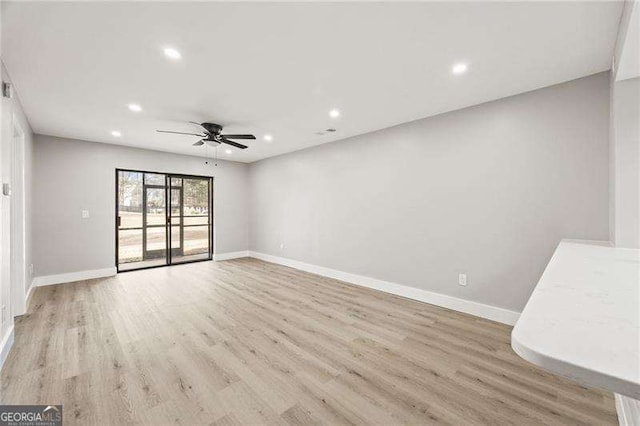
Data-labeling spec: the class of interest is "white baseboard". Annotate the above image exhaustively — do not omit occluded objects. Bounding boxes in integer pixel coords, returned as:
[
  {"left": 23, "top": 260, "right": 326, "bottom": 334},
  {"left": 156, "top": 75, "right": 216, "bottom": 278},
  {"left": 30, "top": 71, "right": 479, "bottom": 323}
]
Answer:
[
  {"left": 32, "top": 267, "right": 117, "bottom": 287},
  {"left": 25, "top": 280, "right": 35, "bottom": 309},
  {"left": 0, "top": 325, "right": 15, "bottom": 371},
  {"left": 248, "top": 251, "right": 520, "bottom": 325},
  {"left": 214, "top": 251, "right": 249, "bottom": 261},
  {"left": 27, "top": 254, "right": 520, "bottom": 325},
  {"left": 616, "top": 394, "right": 640, "bottom": 425}
]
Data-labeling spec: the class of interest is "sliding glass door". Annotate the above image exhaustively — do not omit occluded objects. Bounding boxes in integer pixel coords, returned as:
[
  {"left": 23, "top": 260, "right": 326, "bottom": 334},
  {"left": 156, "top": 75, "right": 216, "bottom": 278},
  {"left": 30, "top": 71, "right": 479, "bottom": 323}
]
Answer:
[{"left": 116, "top": 169, "right": 213, "bottom": 272}]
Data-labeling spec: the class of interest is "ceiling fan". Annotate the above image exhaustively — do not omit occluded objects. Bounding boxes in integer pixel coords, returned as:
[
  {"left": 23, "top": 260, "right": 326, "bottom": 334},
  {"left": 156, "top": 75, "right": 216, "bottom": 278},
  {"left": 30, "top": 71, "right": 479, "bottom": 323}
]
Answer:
[{"left": 156, "top": 122, "right": 255, "bottom": 149}]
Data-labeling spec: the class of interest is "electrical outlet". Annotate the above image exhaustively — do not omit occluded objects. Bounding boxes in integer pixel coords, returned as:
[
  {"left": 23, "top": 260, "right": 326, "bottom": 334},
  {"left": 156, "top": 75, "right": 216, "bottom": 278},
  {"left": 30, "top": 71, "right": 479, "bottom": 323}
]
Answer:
[
  {"left": 29, "top": 264, "right": 34, "bottom": 276},
  {"left": 458, "top": 273, "right": 467, "bottom": 286},
  {"left": 82, "top": 210, "right": 90, "bottom": 219},
  {"left": 279, "top": 243, "right": 285, "bottom": 250}
]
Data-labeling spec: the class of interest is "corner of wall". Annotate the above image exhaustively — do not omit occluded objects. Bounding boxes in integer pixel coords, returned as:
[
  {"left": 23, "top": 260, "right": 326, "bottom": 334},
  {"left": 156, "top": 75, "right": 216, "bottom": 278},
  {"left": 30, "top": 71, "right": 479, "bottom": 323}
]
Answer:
[{"left": 609, "top": 71, "right": 617, "bottom": 246}]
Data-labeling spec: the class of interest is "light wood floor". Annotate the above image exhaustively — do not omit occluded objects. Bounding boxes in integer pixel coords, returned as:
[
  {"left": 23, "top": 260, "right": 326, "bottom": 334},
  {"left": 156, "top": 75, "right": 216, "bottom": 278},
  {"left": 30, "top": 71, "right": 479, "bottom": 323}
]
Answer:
[{"left": 1, "top": 258, "right": 617, "bottom": 425}]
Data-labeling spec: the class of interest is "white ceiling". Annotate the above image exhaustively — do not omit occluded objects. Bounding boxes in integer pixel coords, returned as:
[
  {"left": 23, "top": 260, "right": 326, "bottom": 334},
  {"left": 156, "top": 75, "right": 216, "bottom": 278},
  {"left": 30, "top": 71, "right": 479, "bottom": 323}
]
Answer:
[{"left": 2, "top": 1, "right": 623, "bottom": 163}]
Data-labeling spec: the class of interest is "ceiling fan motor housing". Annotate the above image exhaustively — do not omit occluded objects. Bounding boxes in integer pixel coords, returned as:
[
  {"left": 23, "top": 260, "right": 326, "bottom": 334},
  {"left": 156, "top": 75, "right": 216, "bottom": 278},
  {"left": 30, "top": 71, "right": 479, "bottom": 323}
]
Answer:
[{"left": 201, "top": 122, "right": 223, "bottom": 135}]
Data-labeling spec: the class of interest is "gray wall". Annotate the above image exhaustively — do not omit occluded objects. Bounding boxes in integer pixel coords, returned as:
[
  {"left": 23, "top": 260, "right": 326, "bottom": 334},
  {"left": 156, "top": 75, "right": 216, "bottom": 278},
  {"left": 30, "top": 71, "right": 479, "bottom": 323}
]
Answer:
[
  {"left": 249, "top": 72, "right": 610, "bottom": 312},
  {"left": 33, "top": 135, "right": 249, "bottom": 276},
  {"left": 612, "top": 77, "right": 640, "bottom": 248}
]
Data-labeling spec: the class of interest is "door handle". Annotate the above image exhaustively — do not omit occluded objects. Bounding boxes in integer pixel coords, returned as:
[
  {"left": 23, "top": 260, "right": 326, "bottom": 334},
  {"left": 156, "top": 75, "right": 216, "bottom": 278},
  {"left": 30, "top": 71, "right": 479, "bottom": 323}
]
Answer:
[{"left": 117, "top": 216, "right": 121, "bottom": 227}]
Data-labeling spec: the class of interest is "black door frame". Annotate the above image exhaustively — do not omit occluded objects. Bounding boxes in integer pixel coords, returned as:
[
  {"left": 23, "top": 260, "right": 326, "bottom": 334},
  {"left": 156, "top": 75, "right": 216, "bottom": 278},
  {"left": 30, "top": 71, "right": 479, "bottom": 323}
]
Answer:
[{"left": 115, "top": 168, "right": 214, "bottom": 273}]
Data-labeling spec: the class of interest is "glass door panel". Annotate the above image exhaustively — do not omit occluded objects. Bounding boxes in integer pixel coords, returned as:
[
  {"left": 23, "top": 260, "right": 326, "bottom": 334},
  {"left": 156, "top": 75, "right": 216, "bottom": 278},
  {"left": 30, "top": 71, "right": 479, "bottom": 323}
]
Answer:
[
  {"left": 169, "top": 176, "right": 212, "bottom": 264},
  {"left": 118, "top": 229, "right": 142, "bottom": 265},
  {"left": 117, "top": 170, "right": 168, "bottom": 271},
  {"left": 143, "top": 186, "right": 167, "bottom": 262},
  {"left": 117, "top": 171, "right": 145, "bottom": 269},
  {"left": 144, "top": 173, "right": 165, "bottom": 185},
  {"left": 170, "top": 186, "right": 184, "bottom": 256}
]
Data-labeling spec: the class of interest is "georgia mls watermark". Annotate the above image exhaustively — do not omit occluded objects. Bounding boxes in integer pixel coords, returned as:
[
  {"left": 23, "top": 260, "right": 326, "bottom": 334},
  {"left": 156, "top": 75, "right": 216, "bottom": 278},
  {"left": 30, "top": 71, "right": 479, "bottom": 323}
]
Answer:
[{"left": 0, "top": 405, "right": 62, "bottom": 426}]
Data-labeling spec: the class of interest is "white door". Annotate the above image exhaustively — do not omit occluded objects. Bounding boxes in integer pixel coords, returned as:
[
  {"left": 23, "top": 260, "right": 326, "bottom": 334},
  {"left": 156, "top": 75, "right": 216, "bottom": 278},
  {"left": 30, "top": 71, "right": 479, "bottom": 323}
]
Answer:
[{"left": 10, "top": 116, "right": 26, "bottom": 316}]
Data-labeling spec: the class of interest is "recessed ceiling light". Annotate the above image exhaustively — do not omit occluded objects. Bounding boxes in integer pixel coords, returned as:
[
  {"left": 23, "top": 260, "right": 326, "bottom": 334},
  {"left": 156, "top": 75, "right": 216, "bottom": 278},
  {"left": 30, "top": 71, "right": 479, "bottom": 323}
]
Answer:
[
  {"left": 163, "top": 47, "right": 181, "bottom": 60},
  {"left": 264, "top": 134, "right": 273, "bottom": 142},
  {"left": 128, "top": 103, "right": 142, "bottom": 112},
  {"left": 111, "top": 130, "right": 122, "bottom": 137},
  {"left": 329, "top": 109, "right": 340, "bottom": 118},
  {"left": 452, "top": 63, "right": 468, "bottom": 75},
  {"left": 225, "top": 149, "right": 232, "bottom": 154}
]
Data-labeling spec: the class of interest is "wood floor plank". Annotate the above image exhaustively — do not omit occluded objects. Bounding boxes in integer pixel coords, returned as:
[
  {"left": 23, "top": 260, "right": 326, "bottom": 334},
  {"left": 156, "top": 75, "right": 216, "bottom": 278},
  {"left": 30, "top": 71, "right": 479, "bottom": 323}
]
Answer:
[{"left": 0, "top": 258, "right": 617, "bottom": 425}]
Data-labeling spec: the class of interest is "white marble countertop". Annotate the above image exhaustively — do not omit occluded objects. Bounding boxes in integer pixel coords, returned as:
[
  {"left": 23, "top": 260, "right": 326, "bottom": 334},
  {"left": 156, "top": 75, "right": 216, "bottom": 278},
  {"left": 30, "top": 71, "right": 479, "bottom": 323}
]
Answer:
[{"left": 512, "top": 239, "right": 640, "bottom": 399}]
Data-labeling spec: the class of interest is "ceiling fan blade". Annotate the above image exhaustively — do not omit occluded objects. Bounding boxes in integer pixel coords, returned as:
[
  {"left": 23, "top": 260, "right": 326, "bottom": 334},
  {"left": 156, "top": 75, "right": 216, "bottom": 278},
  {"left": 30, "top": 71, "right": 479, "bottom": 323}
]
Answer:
[
  {"left": 157, "top": 130, "right": 205, "bottom": 137},
  {"left": 192, "top": 140, "right": 205, "bottom": 146},
  {"left": 221, "top": 134, "right": 256, "bottom": 140},
  {"left": 221, "top": 138, "right": 248, "bottom": 149},
  {"left": 189, "top": 121, "right": 210, "bottom": 133}
]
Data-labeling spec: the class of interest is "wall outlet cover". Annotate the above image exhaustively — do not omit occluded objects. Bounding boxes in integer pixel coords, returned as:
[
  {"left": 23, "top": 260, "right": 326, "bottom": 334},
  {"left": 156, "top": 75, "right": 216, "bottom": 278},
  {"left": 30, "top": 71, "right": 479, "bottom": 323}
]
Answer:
[{"left": 459, "top": 273, "right": 467, "bottom": 286}]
